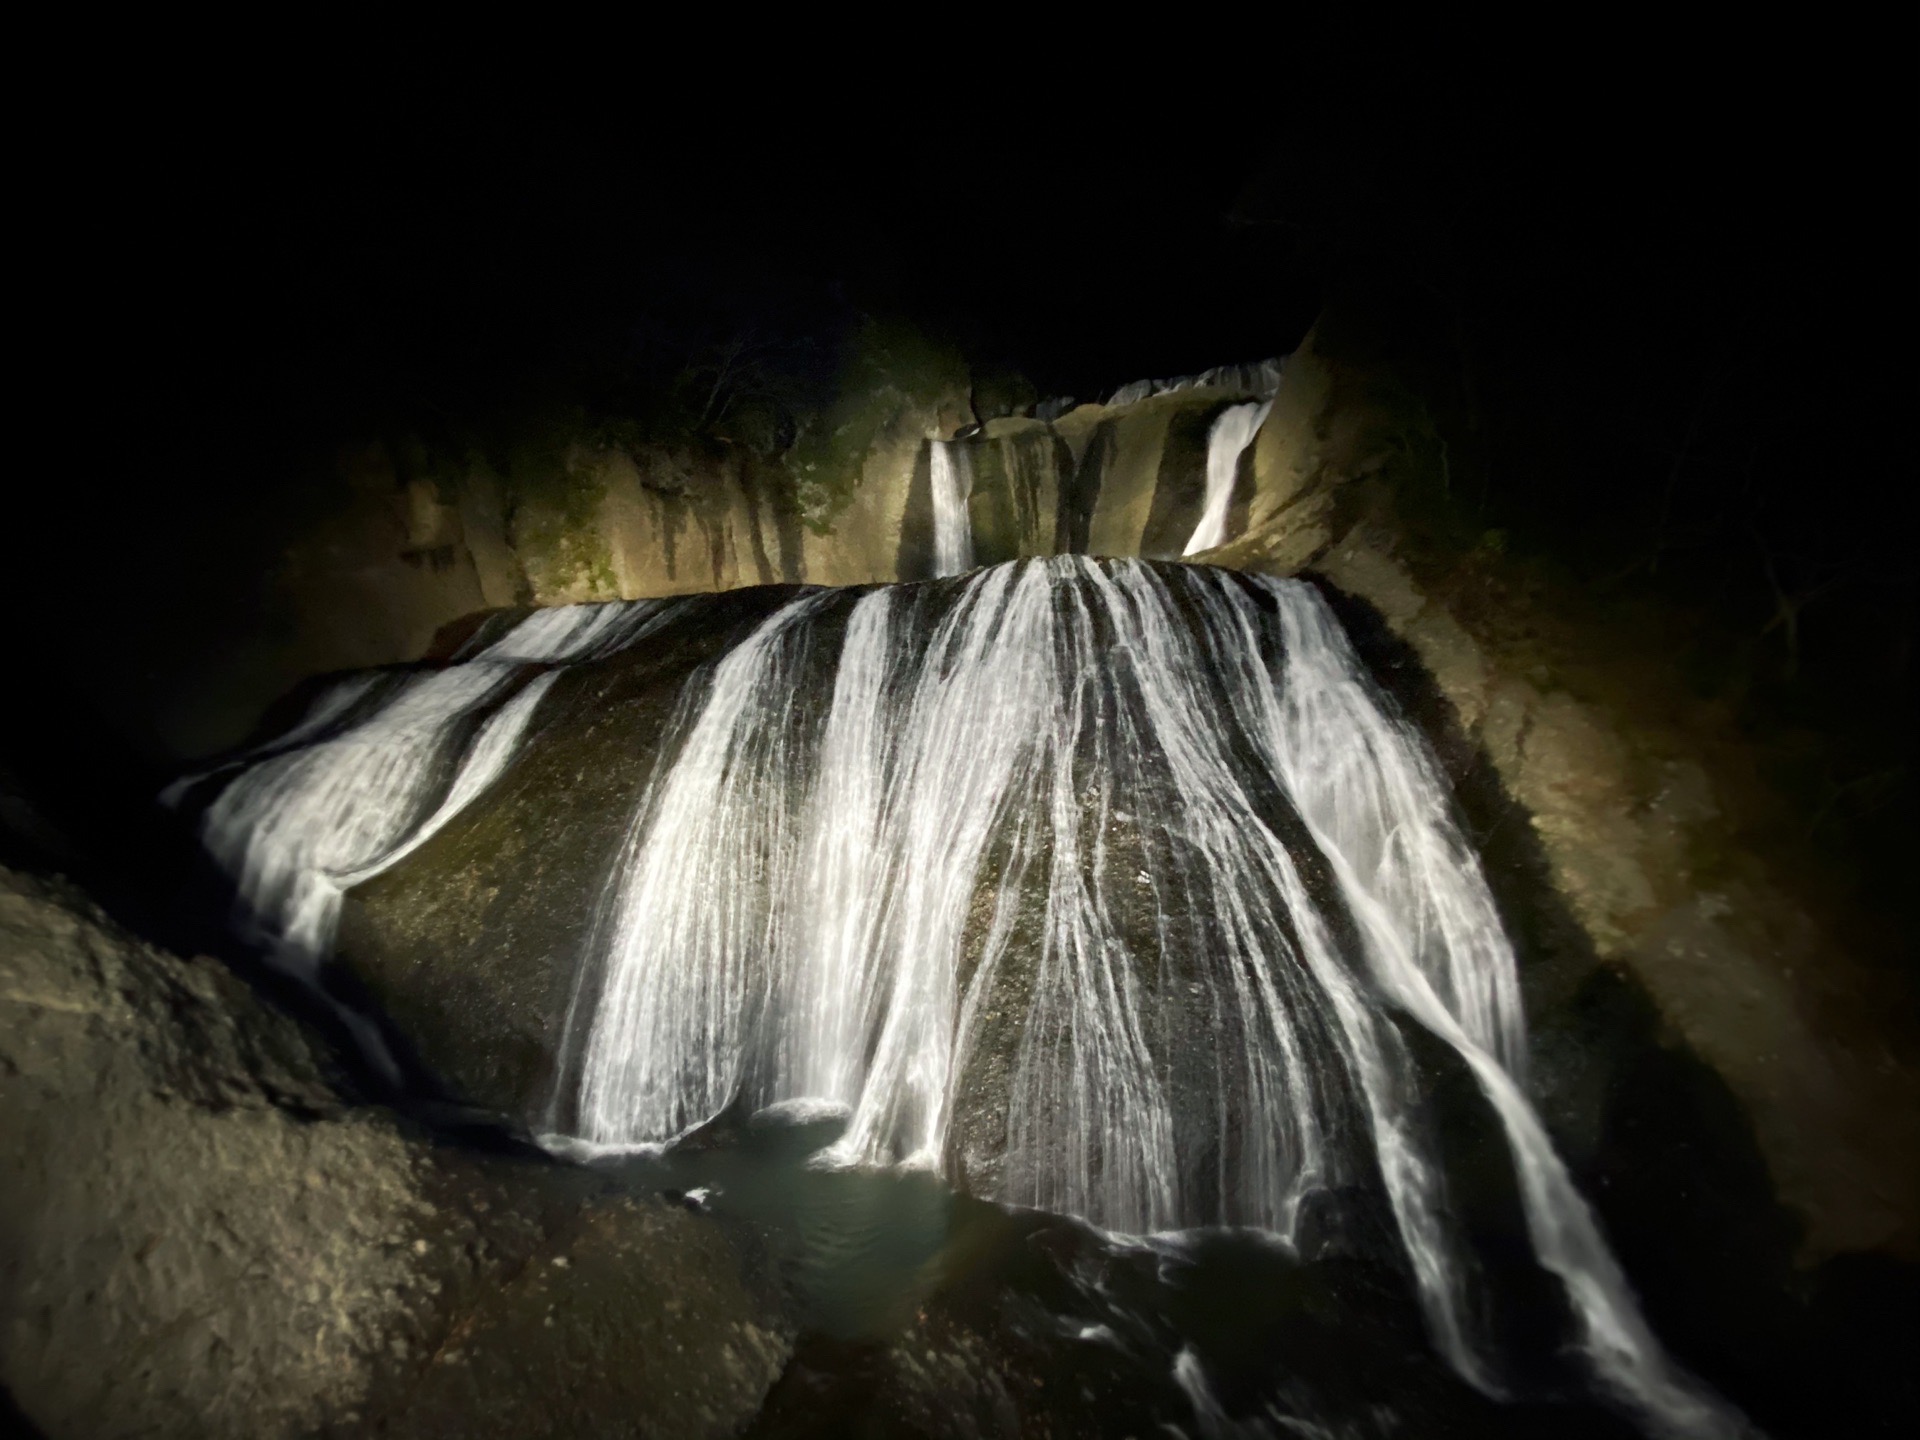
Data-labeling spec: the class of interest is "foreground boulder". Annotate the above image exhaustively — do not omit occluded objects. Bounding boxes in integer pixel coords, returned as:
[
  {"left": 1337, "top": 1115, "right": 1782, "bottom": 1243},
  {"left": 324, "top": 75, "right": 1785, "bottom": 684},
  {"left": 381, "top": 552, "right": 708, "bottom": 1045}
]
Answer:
[{"left": 0, "top": 866, "right": 792, "bottom": 1439}]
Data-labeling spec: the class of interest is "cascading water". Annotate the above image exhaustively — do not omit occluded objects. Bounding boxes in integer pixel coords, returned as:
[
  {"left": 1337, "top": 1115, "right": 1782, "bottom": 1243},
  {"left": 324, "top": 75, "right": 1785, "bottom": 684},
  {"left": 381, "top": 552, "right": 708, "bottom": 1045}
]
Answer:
[
  {"left": 928, "top": 438, "right": 974, "bottom": 576},
  {"left": 543, "top": 556, "right": 1742, "bottom": 1439},
  {"left": 184, "top": 556, "right": 1747, "bottom": 1438},
  {"left": 181, "top": 597, "right": 686, "bottom": 972},
  {"left": 569, "top": 591, "right": 838, "bottom": 1141},
  {"left": 1184, "top": 399, "right": 1275, "bottom": 555}
]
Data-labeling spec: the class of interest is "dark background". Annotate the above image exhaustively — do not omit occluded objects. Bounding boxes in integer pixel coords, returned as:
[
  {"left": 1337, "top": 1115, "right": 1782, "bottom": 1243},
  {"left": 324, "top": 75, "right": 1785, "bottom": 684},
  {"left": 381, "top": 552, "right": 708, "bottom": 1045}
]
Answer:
[
  {"left": 2, "top": 38, "right": 1912, "bottom": 1440},
  {"left": 39, "top": 36, "right": 1914, "bottom": 568},
  {"left": 53, "top": 34, "right": 1909, "bottom": 587},
  {"left": 8, "top": 33, "right": 1913, "bottom": 879}
]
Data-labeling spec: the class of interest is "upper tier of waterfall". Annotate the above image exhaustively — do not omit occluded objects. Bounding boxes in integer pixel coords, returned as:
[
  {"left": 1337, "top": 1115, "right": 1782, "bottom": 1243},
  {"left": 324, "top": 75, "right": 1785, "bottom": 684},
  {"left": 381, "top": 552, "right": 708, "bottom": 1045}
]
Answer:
[
  {"left": 1184, "top": 398, "right": 1275, "bottom": 555},
  {"left": 928, "top": 439, "right": 975, "bottom": 576},
  {"left": 1106, "top": 358, "right": 1285, "bottom": 408}
]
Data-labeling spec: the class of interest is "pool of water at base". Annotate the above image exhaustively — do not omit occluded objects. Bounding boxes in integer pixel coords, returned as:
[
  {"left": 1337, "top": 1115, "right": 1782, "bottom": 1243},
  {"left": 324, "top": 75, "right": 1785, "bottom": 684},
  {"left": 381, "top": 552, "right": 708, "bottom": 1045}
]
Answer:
[{"left": 569, "top": 1127, "right": 1644, "bottom": 1440}]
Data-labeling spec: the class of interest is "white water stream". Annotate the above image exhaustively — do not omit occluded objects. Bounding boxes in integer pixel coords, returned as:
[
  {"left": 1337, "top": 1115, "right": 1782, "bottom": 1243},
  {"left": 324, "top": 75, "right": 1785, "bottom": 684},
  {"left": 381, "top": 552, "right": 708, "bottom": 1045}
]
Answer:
[
  {"left": 1184, "top": 399, "right": 1275, "bottom": 555},
  {"left": 929, "top": 439, "right": 975, "bottom": 576},
  {"left": 187, "top": 558, "right": 1743, "bottom": 1438},
  {"left": 554, "top": 557, "right": 1742, "bottom": 1438},
  {"left": 187, "top": 598, "right": 685, "bottom": 972}
]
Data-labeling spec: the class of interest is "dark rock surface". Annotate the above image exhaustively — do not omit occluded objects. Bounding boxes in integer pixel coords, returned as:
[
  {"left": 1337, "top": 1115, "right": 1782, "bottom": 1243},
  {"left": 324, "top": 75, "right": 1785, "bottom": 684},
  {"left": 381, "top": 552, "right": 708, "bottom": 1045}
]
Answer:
[
  {"left": 336, "top": 584, "right": 835, "bottom": 1121},
  {"left": 0, "top": 865, "right": 793, "bottom": 1439}
]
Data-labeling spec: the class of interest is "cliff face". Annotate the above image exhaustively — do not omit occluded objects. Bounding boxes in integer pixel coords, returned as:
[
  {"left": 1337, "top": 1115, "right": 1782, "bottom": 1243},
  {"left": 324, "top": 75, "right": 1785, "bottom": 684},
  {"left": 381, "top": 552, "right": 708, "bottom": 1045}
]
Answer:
[
  {"left": 65, "top": 319, "right": 967, "bottom": 765},
  {"left": 142, "top": 327, "right": 1288, "bottom": 762},
  {"left": 10, "top": 307, "right": 1916, "bottom": 1435}
]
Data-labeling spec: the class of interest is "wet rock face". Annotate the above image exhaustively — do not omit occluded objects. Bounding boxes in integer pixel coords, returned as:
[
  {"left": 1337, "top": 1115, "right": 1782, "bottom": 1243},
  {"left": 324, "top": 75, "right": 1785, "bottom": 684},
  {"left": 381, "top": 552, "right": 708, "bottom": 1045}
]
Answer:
[
  {"left": 1302, "top": 524, "right": 1920, "bottom": 1267},
  {"left": 1202, "top": 324, "right": 1920, "bottom": 1270},
  {"left": 177, "top": 324, "right": 1917, "bottom": 1289},
  {"left": 333, "top": 560, "right": 1517, "bottom": 1259},
  {"left": 336, "top": 585, "right": 831, "bottom": 1120},
  {"left": 0, "top": 867, "right": 792, "bottom": 1439},
  {"left": 137, "top": 349, "right": 1279, "bottom": 767}
]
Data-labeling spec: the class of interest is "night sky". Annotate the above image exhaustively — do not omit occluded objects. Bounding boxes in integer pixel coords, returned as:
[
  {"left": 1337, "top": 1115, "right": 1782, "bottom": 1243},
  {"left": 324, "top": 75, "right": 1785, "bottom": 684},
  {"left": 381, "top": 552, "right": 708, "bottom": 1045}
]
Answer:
[
  {"left": 56, "top": 36, "right": 1907, "bottom": 492},
  {"left": 10, "top": 34, "right": 1912, "bottom": 815}
]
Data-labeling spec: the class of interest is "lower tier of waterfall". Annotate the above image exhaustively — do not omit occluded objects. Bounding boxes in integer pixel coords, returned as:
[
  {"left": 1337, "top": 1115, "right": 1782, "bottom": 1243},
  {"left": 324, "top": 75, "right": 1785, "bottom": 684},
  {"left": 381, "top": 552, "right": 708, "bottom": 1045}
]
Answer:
[
  {"left": 177, "top": 557, "right": 1748, "bottom": 1439},
  {"left": 170, "top": 596, "right": 688, "bottom": 971}
]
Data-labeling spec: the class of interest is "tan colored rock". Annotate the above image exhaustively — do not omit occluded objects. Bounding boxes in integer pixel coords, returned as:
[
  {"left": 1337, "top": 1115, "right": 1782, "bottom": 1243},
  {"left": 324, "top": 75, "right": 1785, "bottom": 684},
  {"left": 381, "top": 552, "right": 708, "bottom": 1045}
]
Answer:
[
  {"left": 453, "top": 466, "right": 527, "bottom": 609},
  {"left": 1247, "top": 338, "right": 1335, "bottom": 527},
  {"left": 1081, "top": 397, "right": 1176, "bottom": 557},
  {"left": 966, "top": 417, "right": 1067, "bottom": 563},
  {"left": 1048, "top": 402, "right": 1109, "bottom": 468},
  {"left": 799, "top": 386, "right": 948, "bottom": 586},
  {"left": 587, "top": 445, "right": 790, "bottom": 599},
  {"left": 1332, "top": 541, "right": 1915, "bottom": 1258}
]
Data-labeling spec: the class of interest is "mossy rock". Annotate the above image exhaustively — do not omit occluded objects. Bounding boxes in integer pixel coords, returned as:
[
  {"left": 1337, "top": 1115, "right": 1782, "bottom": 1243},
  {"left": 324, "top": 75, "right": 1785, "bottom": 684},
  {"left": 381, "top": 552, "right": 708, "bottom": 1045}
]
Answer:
[{"left": 786, "top": 316, "right": 972, "bottom": 534}]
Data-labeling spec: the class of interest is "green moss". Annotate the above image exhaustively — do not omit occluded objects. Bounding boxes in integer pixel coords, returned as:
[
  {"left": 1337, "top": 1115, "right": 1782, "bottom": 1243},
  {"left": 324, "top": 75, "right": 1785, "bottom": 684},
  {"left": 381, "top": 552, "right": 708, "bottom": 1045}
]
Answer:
[
  {"left": 515, "top": 488, "right": 616, "bottom": 599},
  {"left": 493, "top": 412, "right": 619, "bottom": 600},
  {"left": 786, "top": 316, "right": 969, "bottom": 533}
]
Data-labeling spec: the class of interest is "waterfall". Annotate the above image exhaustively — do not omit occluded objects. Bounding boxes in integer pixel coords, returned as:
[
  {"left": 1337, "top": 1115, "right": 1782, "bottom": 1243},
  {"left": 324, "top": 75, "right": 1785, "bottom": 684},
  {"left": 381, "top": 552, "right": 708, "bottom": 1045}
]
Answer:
[
  {"left": 186, "top": 598, "right": 685, "bottom": 973},
  {"left": 929, "top": 439, "right": 974, "bottom": 575},
  {"left": 186, "top": 556, "right": 1741, "bottom": 1437},
  {"left": 572, "top": 592, "right": 836, "bottom": 1141},
  {"left": 1107, "top": 358, "right": 1284, "bottom": 408},
  {"left": 158, "top": 672, "right": 385, "bottom": 808},
  {"left": 1184, "top": 399, "right": 1275, "bottom": 555},
  {"left": 1254, "top": 581, "right": 1739, "bottom": 1437},
  {"left": 553, "top": 557, "right": 1741, "bottom": 1438}
]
